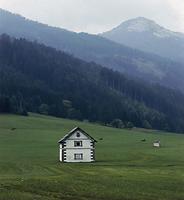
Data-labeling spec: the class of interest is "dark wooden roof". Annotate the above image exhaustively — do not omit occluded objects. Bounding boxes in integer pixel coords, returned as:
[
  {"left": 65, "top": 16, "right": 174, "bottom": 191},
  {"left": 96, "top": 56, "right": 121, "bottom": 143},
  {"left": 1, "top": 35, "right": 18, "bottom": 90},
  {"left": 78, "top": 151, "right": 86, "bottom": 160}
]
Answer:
[{"left": 58, "top": 127, "right": 97, "bottom": 143}]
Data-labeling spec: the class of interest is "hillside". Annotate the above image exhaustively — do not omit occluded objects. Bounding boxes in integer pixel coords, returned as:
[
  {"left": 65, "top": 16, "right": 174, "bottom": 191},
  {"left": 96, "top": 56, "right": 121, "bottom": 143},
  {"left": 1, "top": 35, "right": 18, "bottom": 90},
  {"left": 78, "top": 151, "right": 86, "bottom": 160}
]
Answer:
[
  {"left": 1, "top": 9, "right": 184, "bottom": 92},
  {"left": 1, "top": 35, "right": 184, "bottom": 132},
  {"left": 0, "top": 114, "right": 184, "bottom": 200},
  {"left": 101, "top": 17, "right": 184, "bottom": 63}
]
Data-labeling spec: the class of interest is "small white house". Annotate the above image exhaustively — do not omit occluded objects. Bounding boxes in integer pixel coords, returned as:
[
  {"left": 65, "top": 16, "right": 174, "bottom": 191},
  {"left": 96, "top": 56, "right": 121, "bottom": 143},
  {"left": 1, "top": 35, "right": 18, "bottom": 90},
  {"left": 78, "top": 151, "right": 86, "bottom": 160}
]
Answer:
[
  {"left": 58, "top": 127, "right": 97, "bottom": 163},
  {"left": 153, "top": 140, "right": 161, "bottom": 148}
]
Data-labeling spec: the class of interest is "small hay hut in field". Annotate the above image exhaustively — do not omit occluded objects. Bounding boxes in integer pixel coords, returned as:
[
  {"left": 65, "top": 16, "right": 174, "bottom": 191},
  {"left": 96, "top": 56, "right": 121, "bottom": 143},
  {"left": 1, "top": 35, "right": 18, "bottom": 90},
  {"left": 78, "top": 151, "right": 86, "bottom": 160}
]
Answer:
[{"left": 153, "top": 140, "right": 161, "bottom": 148}]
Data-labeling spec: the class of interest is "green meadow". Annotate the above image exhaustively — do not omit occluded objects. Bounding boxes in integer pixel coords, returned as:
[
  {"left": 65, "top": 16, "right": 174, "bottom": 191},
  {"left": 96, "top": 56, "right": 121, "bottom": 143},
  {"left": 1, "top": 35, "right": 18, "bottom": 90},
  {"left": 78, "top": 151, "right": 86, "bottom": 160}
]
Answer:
[{"left": 0, "top": 113, "right": 184, "bottom": 200}]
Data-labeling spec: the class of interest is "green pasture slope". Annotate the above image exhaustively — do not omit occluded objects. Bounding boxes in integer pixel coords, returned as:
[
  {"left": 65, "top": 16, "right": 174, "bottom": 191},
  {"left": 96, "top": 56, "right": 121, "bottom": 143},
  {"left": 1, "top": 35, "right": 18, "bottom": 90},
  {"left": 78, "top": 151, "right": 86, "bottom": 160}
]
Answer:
[{"left": 0, "top": 113, "right": 184, "bottom": 200}]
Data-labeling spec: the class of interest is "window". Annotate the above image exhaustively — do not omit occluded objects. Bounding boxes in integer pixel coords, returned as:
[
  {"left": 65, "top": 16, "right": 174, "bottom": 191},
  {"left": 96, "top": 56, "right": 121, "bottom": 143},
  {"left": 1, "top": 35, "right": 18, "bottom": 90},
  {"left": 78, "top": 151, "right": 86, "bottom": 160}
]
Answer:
[
  {"left": 74, "top": 141, "right": 83, "bottom": 147},
  {"left": 74, "top": 153, "right": 83, "bottom": 160},
  {"left": 76, "top": 132, "right": 80, "bottom": 137}
]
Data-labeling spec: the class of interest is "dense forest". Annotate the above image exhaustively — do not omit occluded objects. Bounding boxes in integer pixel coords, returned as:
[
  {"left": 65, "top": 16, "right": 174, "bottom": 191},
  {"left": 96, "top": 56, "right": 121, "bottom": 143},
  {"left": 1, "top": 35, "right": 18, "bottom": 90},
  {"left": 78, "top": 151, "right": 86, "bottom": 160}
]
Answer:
[{"left": 1, "top": 34, "right": 184, "bottom": 133}]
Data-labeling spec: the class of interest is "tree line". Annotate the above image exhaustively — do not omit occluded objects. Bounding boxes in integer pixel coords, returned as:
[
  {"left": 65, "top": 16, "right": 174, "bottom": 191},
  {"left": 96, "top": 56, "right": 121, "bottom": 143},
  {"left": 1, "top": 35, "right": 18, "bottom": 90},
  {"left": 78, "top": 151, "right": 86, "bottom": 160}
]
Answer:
[{"left": 1, "top": 34, "right": 184, "bottom": 133}]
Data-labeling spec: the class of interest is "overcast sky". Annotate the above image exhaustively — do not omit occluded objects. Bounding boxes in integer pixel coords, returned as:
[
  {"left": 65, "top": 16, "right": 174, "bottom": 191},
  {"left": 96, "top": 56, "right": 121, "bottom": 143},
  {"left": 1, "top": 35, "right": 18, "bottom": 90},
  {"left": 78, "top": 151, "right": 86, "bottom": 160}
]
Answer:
[{"left": 0, "top": 0, "right": 184, "bottom": 34}]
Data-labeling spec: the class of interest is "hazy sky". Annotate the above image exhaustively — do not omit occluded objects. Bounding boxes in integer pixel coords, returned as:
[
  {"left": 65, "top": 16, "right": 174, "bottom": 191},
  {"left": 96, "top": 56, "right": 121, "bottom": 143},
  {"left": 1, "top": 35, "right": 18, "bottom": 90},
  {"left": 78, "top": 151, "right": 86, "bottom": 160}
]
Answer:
[{"left": 0, "top": 0, "right": 184, "bottom": 34}]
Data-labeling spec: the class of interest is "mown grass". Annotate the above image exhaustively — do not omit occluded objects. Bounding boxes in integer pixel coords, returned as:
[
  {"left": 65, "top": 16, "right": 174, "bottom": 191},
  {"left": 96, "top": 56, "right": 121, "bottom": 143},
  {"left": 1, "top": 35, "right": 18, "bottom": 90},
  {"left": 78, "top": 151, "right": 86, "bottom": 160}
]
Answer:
[{"left": 0, "top": 113, "right": 184, "bottom": 200}]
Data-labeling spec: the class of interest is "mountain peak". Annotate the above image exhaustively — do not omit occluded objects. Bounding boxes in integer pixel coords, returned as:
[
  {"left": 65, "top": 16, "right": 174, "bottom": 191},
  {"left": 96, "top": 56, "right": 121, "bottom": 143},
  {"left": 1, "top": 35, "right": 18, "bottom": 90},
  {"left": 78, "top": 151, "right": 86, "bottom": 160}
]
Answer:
[
  {"left": 101, "top": 17, "right": 184, "bottom": 63},
  {"left": 104, "top": 17, "right": 183, "bottom": 39},
  {"left": 117, "top": 17, "right": 165, "bottom": 34},
  {"left": 120, "top": 17, "right": 160, "bottom": 32},
  {"left": 123, "top": 17, "right": 156, "bottom": 25}
]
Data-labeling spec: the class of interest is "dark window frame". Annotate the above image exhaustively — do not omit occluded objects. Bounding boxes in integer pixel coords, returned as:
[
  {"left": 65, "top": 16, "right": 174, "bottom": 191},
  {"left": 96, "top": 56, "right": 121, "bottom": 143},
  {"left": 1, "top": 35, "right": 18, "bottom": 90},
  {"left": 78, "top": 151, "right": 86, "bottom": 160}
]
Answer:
[
  {"left": 74, "top": 153, "right": 83, "bottom": 160},
  {"left": 76, "top": 132, "right": 80, "bottom": 137},
  {"left": 74, "top": 141, "right": 83, "bottom": 147}
]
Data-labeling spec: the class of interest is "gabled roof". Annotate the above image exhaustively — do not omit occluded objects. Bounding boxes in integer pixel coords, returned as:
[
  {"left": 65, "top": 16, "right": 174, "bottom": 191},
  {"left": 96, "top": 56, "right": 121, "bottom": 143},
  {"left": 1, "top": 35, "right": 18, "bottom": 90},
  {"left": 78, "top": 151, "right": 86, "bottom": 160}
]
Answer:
[
  {"left": 58, "top": 127, "right": 97, "bottom": 143},
  {"left": 153, "top": 140, "right": 160, "bottom": 143}
]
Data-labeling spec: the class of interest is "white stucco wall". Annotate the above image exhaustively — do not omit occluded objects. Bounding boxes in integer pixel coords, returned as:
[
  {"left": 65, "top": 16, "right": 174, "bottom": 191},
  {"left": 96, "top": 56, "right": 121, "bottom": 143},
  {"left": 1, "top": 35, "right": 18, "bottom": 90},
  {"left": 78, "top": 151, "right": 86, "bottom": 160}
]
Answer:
[
  {"left": 65, "top": 148, "right": 93, "bottom": 162},
  {"left": 59, "top": 146, "right": 63, "bottom": 162},
  {"left": 65, "top": 139, "right": 92, "bottom": 148}
]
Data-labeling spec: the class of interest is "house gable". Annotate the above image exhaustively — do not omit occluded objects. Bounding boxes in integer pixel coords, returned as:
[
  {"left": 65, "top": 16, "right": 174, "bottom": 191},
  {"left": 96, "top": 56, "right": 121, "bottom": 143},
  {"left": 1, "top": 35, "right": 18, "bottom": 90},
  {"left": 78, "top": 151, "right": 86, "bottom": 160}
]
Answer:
[
  {"left": 58, "top": 127, "right": 97, "bottom": 144},
  {"left": 69, "top": 130, "right": 88, "bottom": 140}
]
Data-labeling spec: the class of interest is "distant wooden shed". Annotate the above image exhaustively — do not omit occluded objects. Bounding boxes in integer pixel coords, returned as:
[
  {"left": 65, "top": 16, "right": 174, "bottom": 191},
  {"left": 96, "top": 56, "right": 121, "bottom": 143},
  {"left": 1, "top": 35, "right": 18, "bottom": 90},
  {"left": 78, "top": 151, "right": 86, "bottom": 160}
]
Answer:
[{"left": 153, "top": 140, "right": 161, "bottom": 148}]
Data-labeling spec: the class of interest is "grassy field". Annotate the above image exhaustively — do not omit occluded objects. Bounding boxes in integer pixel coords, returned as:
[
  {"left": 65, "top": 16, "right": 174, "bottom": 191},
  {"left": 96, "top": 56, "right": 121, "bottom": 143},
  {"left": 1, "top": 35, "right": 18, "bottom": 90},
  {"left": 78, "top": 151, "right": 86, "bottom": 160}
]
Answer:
[{"left": 0, "top": 113, "right": 184, "bottom": 200}]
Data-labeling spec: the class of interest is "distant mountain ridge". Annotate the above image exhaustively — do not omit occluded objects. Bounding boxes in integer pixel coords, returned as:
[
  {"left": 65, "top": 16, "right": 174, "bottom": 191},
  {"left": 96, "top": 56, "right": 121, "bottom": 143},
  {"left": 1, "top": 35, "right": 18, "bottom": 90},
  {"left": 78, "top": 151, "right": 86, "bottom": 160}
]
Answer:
[
  {"left": 1, "top": 9, "right": 184, "bottom": 92},
  {"left": 101, "top": 17, "right": 184, "bottom": 63}
]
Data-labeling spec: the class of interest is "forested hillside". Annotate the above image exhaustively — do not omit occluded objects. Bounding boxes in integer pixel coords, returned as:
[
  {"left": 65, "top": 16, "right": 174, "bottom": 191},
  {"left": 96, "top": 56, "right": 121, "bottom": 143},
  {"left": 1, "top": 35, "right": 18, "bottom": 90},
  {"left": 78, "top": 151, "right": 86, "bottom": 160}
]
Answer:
[
  {"left": 1, "top": 9, "right": 184, "bottom": 92},
  {"left": 1, "top": 34, "right": 184, "bottom": 132}
]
